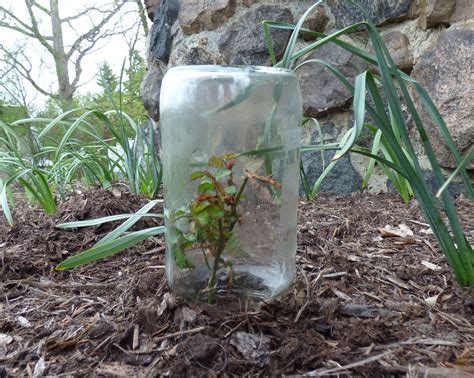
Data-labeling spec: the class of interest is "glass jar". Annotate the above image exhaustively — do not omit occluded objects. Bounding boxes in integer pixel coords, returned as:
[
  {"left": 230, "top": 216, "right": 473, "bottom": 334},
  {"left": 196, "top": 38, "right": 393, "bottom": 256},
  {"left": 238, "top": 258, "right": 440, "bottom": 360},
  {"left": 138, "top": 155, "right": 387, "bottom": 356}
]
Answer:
[{"left": 160, "top": 65, "right": 302, "bottom": 305}]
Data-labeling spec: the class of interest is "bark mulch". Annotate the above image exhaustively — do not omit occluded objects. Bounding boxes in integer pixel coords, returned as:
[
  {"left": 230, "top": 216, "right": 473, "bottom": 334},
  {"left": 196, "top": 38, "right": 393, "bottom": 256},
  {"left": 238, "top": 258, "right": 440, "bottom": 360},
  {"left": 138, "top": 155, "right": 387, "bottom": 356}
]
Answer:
[{"left": 0, "top": 188, "right": 473, "bottom": 377}]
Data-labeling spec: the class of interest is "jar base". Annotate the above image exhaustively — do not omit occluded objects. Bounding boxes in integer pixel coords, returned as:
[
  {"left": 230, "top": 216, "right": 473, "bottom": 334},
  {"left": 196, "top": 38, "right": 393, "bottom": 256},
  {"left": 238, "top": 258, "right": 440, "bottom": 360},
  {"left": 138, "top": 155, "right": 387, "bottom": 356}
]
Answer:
[{"left": 171, "top": 264, "right": 293, "bottom": 307}]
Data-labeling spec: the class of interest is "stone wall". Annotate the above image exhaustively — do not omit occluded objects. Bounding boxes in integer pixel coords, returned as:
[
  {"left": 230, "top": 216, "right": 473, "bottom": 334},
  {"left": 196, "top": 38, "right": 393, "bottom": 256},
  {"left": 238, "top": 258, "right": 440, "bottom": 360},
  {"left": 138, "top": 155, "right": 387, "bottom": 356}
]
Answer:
[{"left": 141, "top": 0, "right": 473, "bottom": 195}]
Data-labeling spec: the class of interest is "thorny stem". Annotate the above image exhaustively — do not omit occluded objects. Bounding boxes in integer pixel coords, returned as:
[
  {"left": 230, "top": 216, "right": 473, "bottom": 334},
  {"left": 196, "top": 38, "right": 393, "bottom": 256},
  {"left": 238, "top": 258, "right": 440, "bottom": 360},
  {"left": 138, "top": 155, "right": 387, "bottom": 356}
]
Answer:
[
  {"left": 207, "top": 175, "right": 250, "bottom": 304},
  {"left": 207, "top": 220, "right": 226, "bottom": 304},
  {"left": 233, "top": 176, "right": 249, "bottom": 219}
]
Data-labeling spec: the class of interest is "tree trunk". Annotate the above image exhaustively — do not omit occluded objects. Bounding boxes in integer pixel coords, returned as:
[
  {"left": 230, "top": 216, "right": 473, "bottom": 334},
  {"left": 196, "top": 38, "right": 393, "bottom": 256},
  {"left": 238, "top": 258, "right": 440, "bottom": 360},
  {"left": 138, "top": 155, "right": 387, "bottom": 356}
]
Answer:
[
  {"left": 50, "top": 0, "right": 74, "bottom": 111},
  {"left": 135, "top": 0, "right": 149, "bottom": 36}
]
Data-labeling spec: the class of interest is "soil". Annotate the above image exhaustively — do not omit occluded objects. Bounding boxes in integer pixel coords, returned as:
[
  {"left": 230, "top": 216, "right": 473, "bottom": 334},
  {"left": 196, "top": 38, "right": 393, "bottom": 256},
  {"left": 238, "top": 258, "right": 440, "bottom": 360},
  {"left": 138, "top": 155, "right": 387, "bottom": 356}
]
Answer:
[{"left": 0, "top": 188, "right": 473, "bottom": 377}]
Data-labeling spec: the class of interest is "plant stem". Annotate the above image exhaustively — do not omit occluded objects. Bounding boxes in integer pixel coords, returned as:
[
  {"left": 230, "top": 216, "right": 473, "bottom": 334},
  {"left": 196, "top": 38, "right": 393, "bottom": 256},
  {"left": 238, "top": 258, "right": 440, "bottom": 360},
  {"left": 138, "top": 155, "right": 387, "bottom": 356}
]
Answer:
[
  {"left": 207, "top": 176, "right": 250, "bottom": 304},
  {"left": 207, "top": 220, "right": 226, "bottom": 304}
]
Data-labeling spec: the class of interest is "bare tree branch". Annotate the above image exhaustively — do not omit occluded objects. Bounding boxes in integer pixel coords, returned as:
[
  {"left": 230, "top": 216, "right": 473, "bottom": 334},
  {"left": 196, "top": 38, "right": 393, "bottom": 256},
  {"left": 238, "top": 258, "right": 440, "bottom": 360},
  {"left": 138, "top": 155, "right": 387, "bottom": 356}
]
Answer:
[
  {"left": 0, "top": 0, "right": 140, "bottom": 111},
  {"left": 23, "top": 0, "right": 55, "bottom": 55},
  {"left": 134, "top": 0, "right": 149, "bottom": 36},
  {"left": 0, "top": 45, "right": 57, "bottom": 99},
  {"left": 66, "top": 2, "right": 126, "bottom": 60},
  {"left": 60, "top": 5, "right": 107, "bottom": 23},
  {"left": 0, "top": 5, "right": 48, "bottom": 39},
  {"left": 31, "top": 1, "right": 51, "bottom": 17}
]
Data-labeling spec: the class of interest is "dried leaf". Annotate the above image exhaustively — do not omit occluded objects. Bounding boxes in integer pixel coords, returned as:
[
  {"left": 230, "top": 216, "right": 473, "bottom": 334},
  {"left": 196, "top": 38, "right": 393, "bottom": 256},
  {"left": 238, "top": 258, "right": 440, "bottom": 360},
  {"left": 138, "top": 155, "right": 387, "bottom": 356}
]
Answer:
[
  {"left": 157, "top": 293, "right": 177, "bottom": 316},
  {"left": 378, "top": 224, "right": 414, "bottom": 238},
  {"left": 245, "top": 170, "right": 282, "bottom": 189},
  {"left": 425, "top": 294, "right": 440, "bottom": 307},
  {"left": 111, "top": 187, "right": 122, "bottom": 198},
  {"left": 230, "top": 332, "right": 271, "bottom": 367}
]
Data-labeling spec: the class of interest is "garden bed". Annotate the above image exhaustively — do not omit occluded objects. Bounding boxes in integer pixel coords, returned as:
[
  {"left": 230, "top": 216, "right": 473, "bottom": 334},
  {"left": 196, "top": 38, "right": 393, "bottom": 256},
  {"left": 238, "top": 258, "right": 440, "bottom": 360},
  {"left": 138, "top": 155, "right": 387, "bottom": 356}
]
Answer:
[{"left": 1, "top": 189, "right": 473, "bottom": 376}]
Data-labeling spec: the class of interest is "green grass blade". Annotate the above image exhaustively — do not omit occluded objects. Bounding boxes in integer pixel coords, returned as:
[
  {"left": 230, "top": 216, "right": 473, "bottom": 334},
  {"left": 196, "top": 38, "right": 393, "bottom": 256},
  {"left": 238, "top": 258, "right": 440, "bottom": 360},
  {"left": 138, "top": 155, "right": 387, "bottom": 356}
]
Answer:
[
  {"left": 299, "top": 159, "right": 312, "bottom": 199},
  {"left": 57, "top": 212, "right": 164, "bottom": 228},
  {"left": 362, "top": 128, "right": 382, "bottom": 188},
  {"left": 95, "top": 199, "right": 160, "bottom": 246},
  {"left": 436, "top": 146, "right": 473, "bottom": 198},
  {"left": 277, "top": 22, "right": 367, "bottom": 68},
  {"left": 55, "top": 226, "right": 165, "bottom": 270},
  {"left": 280, "top": 1, "right": 323, "bottom": 68},
  {"left": 0, "top": 182, "right": 13, "bottom": 226},
  {"left": 302, "top": 117, "right": 326, "bottom": 170},
  {"left": 334, "top": 71, "right": 367, "bottom": 160},
  {"left": 261, "top": 20, "right": 277, "bottom": 65}
]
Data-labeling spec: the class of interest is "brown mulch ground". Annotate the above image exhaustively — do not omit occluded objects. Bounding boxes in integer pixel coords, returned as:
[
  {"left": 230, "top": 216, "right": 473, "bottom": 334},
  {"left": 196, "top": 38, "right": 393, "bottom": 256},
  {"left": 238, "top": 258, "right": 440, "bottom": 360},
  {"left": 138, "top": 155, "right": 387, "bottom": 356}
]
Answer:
[{"left": 0, "top": 188, "right": 473, "bottom": 377}]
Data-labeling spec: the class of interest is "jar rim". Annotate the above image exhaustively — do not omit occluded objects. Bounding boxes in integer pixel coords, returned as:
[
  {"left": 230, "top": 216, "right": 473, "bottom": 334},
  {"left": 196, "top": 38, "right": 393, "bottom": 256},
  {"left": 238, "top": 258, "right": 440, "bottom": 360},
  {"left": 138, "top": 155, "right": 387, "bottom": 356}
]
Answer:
[{"left": 165, "top": 65, "right": 296, "bottom": 77}]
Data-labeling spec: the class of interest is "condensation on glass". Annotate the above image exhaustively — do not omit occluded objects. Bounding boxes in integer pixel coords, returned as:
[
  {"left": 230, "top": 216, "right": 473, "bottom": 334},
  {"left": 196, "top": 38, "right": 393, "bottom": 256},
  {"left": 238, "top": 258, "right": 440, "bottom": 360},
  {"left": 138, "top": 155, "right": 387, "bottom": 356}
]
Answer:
[{"left": 160, "top": 65, "right": 302, "bottom": 305}]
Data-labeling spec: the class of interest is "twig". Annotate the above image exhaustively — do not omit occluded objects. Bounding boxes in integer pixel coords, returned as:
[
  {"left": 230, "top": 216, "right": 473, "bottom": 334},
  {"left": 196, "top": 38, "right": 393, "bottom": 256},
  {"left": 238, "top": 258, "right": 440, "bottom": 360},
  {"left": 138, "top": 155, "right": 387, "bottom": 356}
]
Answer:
[
  {"left": 294, "top": 300, "right": 312, "bottom": 323},
  {"left": 154, "top": 326, "right": 206, "bottom": 343},
  {"left": 4, "top": 279, "right": 114, "bottom": 290},
  {"left": 129, "top": 326, "right": 207, "bottom": 354},
  {"left": 132, "top": 324, "right": 140, "bottom": 350},
  {"left": 304, "top": 350, "right": 392, "bottom": 375}
]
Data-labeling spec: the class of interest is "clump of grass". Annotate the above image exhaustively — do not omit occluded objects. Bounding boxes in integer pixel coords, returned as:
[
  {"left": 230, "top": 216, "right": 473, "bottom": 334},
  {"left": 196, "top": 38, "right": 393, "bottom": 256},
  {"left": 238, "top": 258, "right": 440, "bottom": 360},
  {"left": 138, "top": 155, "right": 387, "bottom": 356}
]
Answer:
[{"left": 262, "top": 0, "right": 473, "bottom": 286}]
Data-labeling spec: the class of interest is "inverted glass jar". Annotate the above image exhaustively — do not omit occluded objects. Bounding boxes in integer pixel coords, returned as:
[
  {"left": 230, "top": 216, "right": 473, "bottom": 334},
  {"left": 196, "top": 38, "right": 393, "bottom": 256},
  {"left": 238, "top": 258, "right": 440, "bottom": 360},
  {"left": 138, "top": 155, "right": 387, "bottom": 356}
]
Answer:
[{"left": 160, "top": 65, "right": 302, "bottom": 305}]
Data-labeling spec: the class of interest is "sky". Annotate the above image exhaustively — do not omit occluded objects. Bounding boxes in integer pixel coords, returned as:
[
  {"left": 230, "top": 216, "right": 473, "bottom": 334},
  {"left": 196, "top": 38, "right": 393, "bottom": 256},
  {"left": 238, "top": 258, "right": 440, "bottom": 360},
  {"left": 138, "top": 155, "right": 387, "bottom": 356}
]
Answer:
[{"left": 0, "top": 0, "right": 148, "bottom": 110}]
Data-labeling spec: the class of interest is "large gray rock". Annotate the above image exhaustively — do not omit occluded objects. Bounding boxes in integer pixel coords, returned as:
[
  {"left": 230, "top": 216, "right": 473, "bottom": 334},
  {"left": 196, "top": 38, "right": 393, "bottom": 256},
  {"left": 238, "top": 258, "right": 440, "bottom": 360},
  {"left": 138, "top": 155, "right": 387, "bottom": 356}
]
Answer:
[
  {"left": 449, "top": 0, "right": 474, "bottom": 24},
  {"left": 148, "top": 0, "right": 180, "bottom": 63},
  {"left": 301, "top": 6, "right": 329, "bottom": 41},
  {"left": 387, "top": 170, "right": 468, "bottom": 197},
  {"left": 301, "top": 119, "right": 362, "bottom": 195},
  {"left": 369, "top": 31, "right": 413, "bottom": 73},
  {"left": 411, "top": 26, "right": 474, "bottom": 169},
  {"left": 169, "top": 36, "right": 223, "bottom": 66},
  {"left": 327, "top": 0, "right": 414, "bottom": 28},
  {"left": 419, "top": 0, "right": 455, "bottom": 29},
  {"left": 302, "top": 151, "right": 363, "bottom": 195},
  {"left": 218, "top": 5, "right": 293, "bottom": 65},
  {"left": 297, "top": 41, "right": 365, "bottom": 117},
  {"left": 140, "top": 60, "right": 163, "bottom": 122},
  {"left": 179, "top": 0, "right": 236, "bottom": 35},
  {"left": 144, "top": 0, "right": 161, "bottom": 20}
]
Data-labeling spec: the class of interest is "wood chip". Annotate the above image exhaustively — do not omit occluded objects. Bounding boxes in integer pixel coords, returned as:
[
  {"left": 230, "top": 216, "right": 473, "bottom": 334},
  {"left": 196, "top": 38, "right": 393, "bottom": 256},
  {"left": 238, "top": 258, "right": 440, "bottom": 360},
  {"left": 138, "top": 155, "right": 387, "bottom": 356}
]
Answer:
[
  {"left": 385, "top": 275, "right": 412, "bottom": 290},
  {"left": 132, "top": 324, "right": 140, "bottom": 350},
  {"left": 323, "top": 272, "right": 347, "bottom": 279},
  {"left": 340, "top": 304, "right": 399, "bottom": 318},
  {"left": 0, "top": 334, "right": 13, "bottom": 347},
  {"left": 421, "top": 260, "right": 442, "bottom": 271}
]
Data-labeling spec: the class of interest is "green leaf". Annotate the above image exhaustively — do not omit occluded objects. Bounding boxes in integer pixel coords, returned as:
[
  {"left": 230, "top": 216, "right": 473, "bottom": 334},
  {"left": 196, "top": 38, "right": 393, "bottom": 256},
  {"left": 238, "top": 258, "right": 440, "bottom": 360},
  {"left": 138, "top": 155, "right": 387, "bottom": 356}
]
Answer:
[
  {"left": 207, "top": 205, "right": 224, "bottom": 218},
  {"left": 208, "top": 155, "right": 225, "bottom": 168},
  {"left": 436, "top": 146, "right": 473, "bottom": 198},
  {"left": 195, "top": 211, "right": 210, "bottom": 226},
  {"left": 224, "top": 185, "right": 237, "bottom": 195},
  {"left": 56, "top": 226, "right": 165, "bottom": 270},
  {"left": 222, "top": 153, "right": 238, "bottom": 161},
  {"left": 95, "top": 200, "right": 160, "bottom": 246},
  {"left": 56, "top": 213, "right": 163, "bottom": 228},
  {"left": 198, "top": 181, "right": 214, "bottom": 193},
  {"left": 333, "top": 71, "right": 367, "bottom": 160},
  {"left": 191, "top": 171, "right": 207, "bottom": 181},
  {"left": 175, "top": 246, "right": 195, "bottom": 269},
  {"left": 193, "top": 201, "right": 210, "bottom": 214},
  {"left": 183, "top": 233, "right": 197, "bottom": 243},
  {"left": 279, "top": 1, "right": 324, "bottom": 68},
  {"left": 215, "top": 168, "right": 231, "bottom": 181}
]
